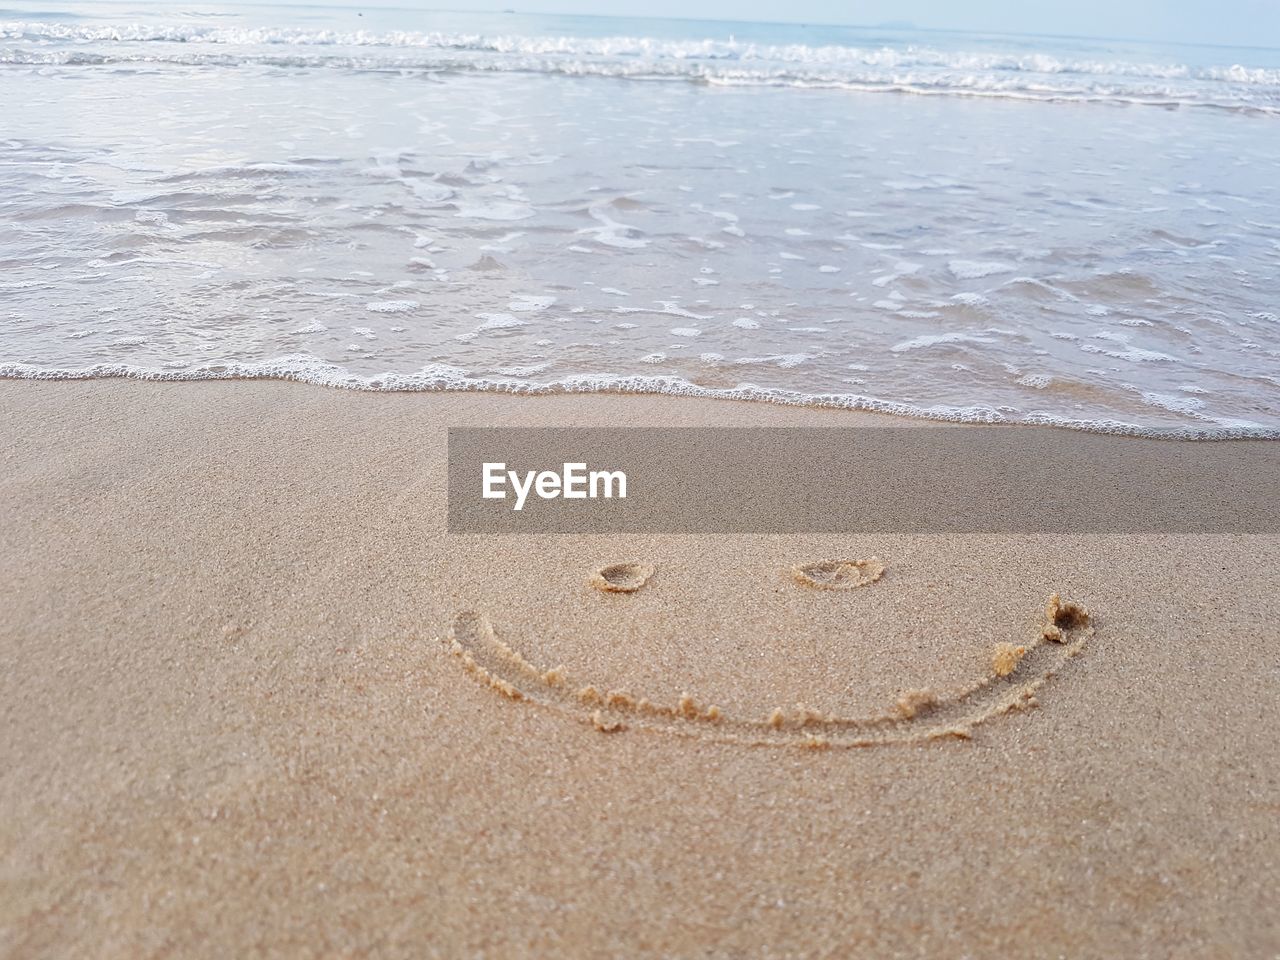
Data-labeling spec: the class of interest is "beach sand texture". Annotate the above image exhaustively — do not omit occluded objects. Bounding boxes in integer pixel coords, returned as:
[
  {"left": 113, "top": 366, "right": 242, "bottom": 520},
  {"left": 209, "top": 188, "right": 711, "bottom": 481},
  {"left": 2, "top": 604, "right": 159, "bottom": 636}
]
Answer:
[{"left": 2, "top": 380, "right": 1278, "bottom": 958}]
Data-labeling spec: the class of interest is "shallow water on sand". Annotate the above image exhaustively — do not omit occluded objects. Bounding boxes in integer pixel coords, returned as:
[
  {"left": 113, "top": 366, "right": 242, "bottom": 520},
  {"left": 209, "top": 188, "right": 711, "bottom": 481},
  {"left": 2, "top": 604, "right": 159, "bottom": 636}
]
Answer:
[{"left": 2, "top": 4, "right": 1279, "bottom": 435}]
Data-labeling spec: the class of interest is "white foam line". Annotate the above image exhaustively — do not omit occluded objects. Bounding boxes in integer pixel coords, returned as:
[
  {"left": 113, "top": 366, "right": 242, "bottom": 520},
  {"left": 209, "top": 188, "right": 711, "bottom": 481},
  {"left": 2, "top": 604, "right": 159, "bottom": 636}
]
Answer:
[{"left": 3, "top": 359, "right": 1276, "bottom": 439}]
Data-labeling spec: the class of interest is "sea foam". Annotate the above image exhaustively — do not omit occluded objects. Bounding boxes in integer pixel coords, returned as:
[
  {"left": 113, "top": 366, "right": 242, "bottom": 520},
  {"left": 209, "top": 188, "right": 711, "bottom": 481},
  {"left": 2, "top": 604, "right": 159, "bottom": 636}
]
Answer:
[{"left": 4, "top": 20, "right": 1280, "bottom": 112}]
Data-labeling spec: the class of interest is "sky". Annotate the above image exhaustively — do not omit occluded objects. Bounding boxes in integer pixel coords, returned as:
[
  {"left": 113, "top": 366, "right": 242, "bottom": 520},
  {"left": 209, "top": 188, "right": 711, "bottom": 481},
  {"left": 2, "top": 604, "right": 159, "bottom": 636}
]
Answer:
[{"left": 418, "top": 1, "right": 1280, "bottom": 48}]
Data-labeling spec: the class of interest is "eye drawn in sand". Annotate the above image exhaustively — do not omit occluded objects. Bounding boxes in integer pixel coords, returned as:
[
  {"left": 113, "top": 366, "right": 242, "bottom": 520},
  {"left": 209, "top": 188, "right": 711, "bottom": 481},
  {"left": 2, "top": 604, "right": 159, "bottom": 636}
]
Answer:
[
  {"left": 590, "top": 562, "right": 655, "bottom": 593},
  {"left": 443, "top": 592, "right": 1093, "bottom": 749},
  {"left": 791, "top": 558, "right": 885, "bottom": 590}
]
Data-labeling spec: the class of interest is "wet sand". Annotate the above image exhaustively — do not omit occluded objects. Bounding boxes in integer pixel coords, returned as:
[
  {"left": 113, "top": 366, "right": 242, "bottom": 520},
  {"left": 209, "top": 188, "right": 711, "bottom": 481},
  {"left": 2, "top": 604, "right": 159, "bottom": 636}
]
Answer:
[{"left": 1, "top": 379, "right": 1277, "bottom": 958}]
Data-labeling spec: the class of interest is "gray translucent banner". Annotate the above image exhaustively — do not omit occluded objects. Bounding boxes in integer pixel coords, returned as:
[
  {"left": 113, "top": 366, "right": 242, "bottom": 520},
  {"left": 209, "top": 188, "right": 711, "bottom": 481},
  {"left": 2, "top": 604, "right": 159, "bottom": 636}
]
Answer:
[{"left": 447, "top": 427, "right": 1280, "bottom": 534}]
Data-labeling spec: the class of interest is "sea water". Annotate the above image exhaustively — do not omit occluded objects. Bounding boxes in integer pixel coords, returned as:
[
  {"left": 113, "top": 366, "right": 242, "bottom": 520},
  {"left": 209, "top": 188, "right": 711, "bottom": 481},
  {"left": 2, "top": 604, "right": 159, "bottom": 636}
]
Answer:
[{"left": 2, "top": 3, "right": 1279, "bottom": 435}]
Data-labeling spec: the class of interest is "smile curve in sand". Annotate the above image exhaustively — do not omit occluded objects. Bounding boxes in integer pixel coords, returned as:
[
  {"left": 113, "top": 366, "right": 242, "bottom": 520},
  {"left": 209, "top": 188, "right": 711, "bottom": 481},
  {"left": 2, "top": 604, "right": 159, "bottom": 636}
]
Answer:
[{"left": 441, "top": 564, "right": 1093, "bottom": 749}]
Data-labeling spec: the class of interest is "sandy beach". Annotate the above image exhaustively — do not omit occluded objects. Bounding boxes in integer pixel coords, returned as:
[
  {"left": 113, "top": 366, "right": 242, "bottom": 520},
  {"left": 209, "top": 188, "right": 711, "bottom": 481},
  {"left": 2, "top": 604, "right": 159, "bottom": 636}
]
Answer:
[{"left": 2, "top": 379, "right": 1277, "bottom": 958}]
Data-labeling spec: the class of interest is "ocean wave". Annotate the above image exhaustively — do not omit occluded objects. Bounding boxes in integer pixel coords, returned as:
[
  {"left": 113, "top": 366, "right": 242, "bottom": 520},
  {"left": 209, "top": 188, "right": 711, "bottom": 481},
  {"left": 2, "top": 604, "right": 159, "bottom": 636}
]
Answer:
[
  {"left": 2, "top": 21, "right": 1279, "bottom": 111},
  {"left": 1, "top": 358, "right": 1275, "bottom": 439},
  {"left": 0, "top": 22, "right": 1273, "bottom": 81},
  {"left": 2, "top": 51, "right": 1277, "bottom": 113}
]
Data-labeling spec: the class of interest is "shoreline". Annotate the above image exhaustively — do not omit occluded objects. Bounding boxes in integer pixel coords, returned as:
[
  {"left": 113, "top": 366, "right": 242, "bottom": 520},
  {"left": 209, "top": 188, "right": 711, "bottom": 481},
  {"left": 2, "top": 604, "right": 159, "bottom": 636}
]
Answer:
[
  {"left": 1, "top": 369, "right": 1276, "bottom": 440},
  {"left": 2, "top": 379, "right": 1278, "bottom": 957}
]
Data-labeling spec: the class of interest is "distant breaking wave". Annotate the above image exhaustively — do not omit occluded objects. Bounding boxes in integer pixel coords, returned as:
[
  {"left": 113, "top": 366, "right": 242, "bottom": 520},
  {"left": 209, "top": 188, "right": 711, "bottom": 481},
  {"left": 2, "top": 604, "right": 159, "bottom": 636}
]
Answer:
[{"left": 3, "top": 21, "right": 1279, "bottom": 112}]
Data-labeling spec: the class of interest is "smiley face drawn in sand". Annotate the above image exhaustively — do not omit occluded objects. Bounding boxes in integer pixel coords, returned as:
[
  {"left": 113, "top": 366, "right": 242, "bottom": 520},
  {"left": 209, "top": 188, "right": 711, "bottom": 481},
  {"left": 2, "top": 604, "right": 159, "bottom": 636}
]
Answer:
[{"left": 443, "top": 560, "right": 1093, "bottom": 749}]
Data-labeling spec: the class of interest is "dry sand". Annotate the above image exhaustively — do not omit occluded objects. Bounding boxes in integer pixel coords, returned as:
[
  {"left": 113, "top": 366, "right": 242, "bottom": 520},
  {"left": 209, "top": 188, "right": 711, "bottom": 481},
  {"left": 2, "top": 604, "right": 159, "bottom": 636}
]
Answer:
[{"left": 1, "top": 379, "right": 1277, "bottom": 958}]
